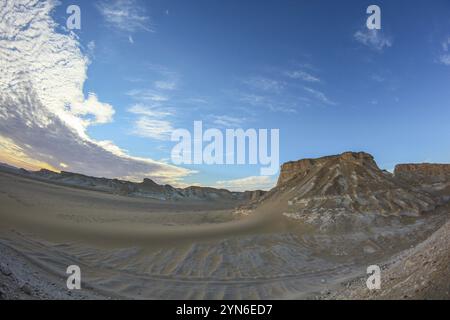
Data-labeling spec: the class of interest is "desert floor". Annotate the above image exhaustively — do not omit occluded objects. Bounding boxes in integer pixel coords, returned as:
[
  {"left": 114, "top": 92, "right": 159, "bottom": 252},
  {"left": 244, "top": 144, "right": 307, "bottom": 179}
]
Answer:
[{"left": 0, "top": 171, "right": 448, "bottom": 299}]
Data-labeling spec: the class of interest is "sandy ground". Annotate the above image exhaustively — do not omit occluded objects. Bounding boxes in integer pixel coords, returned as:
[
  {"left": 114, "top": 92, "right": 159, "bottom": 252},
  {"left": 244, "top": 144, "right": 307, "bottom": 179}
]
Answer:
[
  {"left": 0, "top": 171, "right": 448, "bottom": 299},
  {"left": 318, "top": 219, "right": 450, "bottom": 300}
]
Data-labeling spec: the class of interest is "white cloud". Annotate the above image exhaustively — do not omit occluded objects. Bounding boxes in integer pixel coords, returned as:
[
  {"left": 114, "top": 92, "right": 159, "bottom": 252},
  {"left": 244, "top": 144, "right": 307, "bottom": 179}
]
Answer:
[
  {"left": 71, "top": 93, "right": 115, "bottom": 125},
  {"left": 239, "top": 93, "right": 266, "bottom": 106},
  {"left": 440, "top": 54, "right": 450, "bottom": 66},
  {"left": 213, "top": 176, "right": 275, "bottom": 192},
  {"left": 243, "top": 76, "right": 284, "bottom": 93},
  {"left": 148, "top": 65, "right": 179, "bottom": 90},
  {"left": 96, "top": 0, "right": 153, "bottom": 33},
  {"left": 128, "top": 104, "right": 172, "bottom": 117},
  {"left": 126, "top": 95, "right": 174, "bottom": 142},
  {"left": 238, "top": 70, "right": 321, "bottom": 113},
  {"left": 212, "top": 115, "right": 245, "bottom": 127},
  {"left": 439, "top": 37, "right": 450, "bottom": 66},
  {"left": 284, "top": 70, "right": 320, "bottom": 83},
  {"left": 128, "top": 104, "right": 174, "bottom": 140},
  {"left": 154, "top": 80, "right": 177, "bottom": 90},
  {"left": 0, "top": 0, "right": 192, "bottom": 185},
  {"left": 127, "top": 89, "right": 169, "bottom": 102},
  {"left": 87, "top": 41, "right": 96, "bottom": 51},
  {"left": 354, "top": 29, "right": 392, "bottom": 52},
  {"left": 238, "top": 93, "right": 297, "bottom": 113},
  {"left": 127, "top": 66, "right": 181, "bottom": 141},
  {"left": 303, "top": 87, "right": 336, "bottom": 106},
  {"left": 86, "top": 41, "right": 96, "bottom": 60},
  {"left": 132, "top": 117, "right": 174, "bottom": 141},
  {"left": 442, "top": 37, "right": 450, "bottom": 51}
]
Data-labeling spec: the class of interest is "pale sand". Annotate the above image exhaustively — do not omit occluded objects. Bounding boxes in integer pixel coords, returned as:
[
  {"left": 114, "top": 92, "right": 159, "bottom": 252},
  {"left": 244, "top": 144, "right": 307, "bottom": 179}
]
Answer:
[{"left": 0, "top": 171, "right": 448, "bottom": 299}]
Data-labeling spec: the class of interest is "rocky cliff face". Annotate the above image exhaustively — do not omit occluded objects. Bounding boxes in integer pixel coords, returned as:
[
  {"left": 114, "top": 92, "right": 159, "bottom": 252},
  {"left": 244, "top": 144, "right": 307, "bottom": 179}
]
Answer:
[
  {"left": 277, "top": 152, "right": 376, "bottom": 186},
  {"left": 394, "top": 163, "right": 450, "bottom": 203},
  {"left": 239, "top": 152, "right": 439, "bottom": 230},
  {"left": 395, "top": 163, "right": 450, "bottom": 181}
]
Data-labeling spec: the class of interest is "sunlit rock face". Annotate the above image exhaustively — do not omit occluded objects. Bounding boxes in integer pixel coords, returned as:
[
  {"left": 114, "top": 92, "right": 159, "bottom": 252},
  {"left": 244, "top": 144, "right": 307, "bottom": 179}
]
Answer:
[{"left": 277, "top": 152, "right": 376, "bottom": 186}]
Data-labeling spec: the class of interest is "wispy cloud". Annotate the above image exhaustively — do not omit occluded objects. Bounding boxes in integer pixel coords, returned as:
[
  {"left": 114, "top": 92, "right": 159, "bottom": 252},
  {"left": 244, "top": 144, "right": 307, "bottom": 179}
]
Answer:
[
  {"left": 243, "top": 76, "right": 284, "bottom": 93},
  {"left": 284, "top": 70, "right": 320, "bottom": 83},
  {"left": 127, "top": 89, "right": 169, "bottom": 102},
  {"left": 237, "top": 65, "right": 334, "bottom": 113},
  {"left": 442, "top": 37, "right": 450, "bottom": 51},
  {"left": 212, "top": 115, "right": 245, "bottom": 127},
  {"left": 239, "top": 93, "right": 266, "bottom": 106},
  {"left": 439, "top": 37, "right": 450, "bottom": 66},
  {"left": 239, "top": 93, "right": 297, "bottom": 113},
  {"left": 303, "top": 87, "right": 336, "bottom": 106},
  {"left": 154, "top": 80, "right": 177, "bottom": 90},
  {"left": 96, "top": 0, "right": 153, "bottom": 33},
  {"left": 128, "top": 102, "right": 174, "bottom": 141},
  {"left": 126, "top": 66, "right": 181, "bottom": 140},
  {"left": 440, "top": 55, "right": 450, "bottom": 66},
  {"left": 371, "top": 73, "right": 385, "bottom": 82},
  {"left": 147, "top": 64, "right": 180, "bottom": 91},
  {"left": 132, "top": 117, "right": 174, "bottom": 141},
  {"left": 237, "top": 73, "right": 300, "bottom": 113},
  {"left": 354, "top": 29, "right": 393, "bottom": 52},
  {"left": 86, "top": 41, "right": 96, "bottom": 60},
  {"left": 127, "top": 97, "right": 174, "bottom": 141},
  {"left": 128, "top": 104, "right": 172, "bottom": 117}
]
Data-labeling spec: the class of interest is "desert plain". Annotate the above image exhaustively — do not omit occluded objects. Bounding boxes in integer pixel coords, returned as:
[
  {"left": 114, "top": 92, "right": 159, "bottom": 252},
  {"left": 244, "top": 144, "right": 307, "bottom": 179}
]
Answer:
[{"left": 0, "top": 152, "right": 449, "bottom": 299}]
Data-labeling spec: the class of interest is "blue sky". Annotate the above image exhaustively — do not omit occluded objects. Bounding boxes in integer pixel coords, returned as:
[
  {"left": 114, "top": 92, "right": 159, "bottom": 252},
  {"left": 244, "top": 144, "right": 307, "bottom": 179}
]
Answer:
[{"left": 1, "top": 0, "right": 450, "bottom": 191}]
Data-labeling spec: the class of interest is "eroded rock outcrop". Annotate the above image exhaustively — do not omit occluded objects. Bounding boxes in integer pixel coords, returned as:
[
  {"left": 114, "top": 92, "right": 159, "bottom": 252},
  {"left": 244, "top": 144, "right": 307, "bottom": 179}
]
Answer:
[
  {"left": 277, "top": 152, "right": 376, "bottom": 186},
  {"left": 395, "top": 163, "right": 450, "bottom": 203},
  {"left": 395, "top": 163, "right": 450, "bottom": 181},
  {"left": 242, "top": 152, "right": 439, "bottom": 230}
]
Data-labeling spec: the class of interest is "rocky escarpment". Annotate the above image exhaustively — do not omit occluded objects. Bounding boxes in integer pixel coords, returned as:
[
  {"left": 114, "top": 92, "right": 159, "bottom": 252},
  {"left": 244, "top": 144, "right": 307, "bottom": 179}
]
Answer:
[
  {"left": 395, "top": 163, "right": 450, "bottom": 203},
  {"left": 395, "top": 163, "right": 450, "bottom": 178},
  {"left": 240, "top": 152, "right": 439, "bottom": 229},
  {"left": 277, "top": 152, "right": 376, "bottom": 186}
]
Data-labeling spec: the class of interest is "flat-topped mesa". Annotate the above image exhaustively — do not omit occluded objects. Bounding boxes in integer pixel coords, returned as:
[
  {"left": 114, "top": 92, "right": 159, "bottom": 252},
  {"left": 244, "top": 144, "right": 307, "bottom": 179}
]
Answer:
[
  {"left": 395, "top": 163, "right": 450, "bottom": 181},
  {"left": 277, "top": 151, "right": 376, "bottom": 186},
  {"left": 242, "top": 151, "right": 439, "bottom": 226},
  {"left": 394, "top": 163, "right": 450, "bottom": 203}
]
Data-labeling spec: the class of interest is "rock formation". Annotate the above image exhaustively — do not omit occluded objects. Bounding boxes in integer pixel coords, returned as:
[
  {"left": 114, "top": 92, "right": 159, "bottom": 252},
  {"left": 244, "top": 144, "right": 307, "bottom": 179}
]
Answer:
[
  {"left": 241, "top": 152, "right": 441, "bottom": 230},
  {"left": 395, "top": 163, "right": 450, "bottom": 203},
  {"left": 277, "top": 152, "right": 376, "bottom": 186}
]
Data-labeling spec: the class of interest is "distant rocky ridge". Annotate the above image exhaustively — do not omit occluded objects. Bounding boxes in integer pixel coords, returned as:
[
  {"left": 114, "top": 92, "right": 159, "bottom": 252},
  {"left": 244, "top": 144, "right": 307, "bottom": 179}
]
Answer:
[{"left": 0, "top": 164, "right": 265, "bottom": 203}]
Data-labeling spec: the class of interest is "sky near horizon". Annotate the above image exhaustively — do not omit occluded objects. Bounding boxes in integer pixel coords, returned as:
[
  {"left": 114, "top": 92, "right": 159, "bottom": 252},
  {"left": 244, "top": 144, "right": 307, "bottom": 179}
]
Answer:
[{"left": 1, "top": 0, "right": 450, "bottom": 191}]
